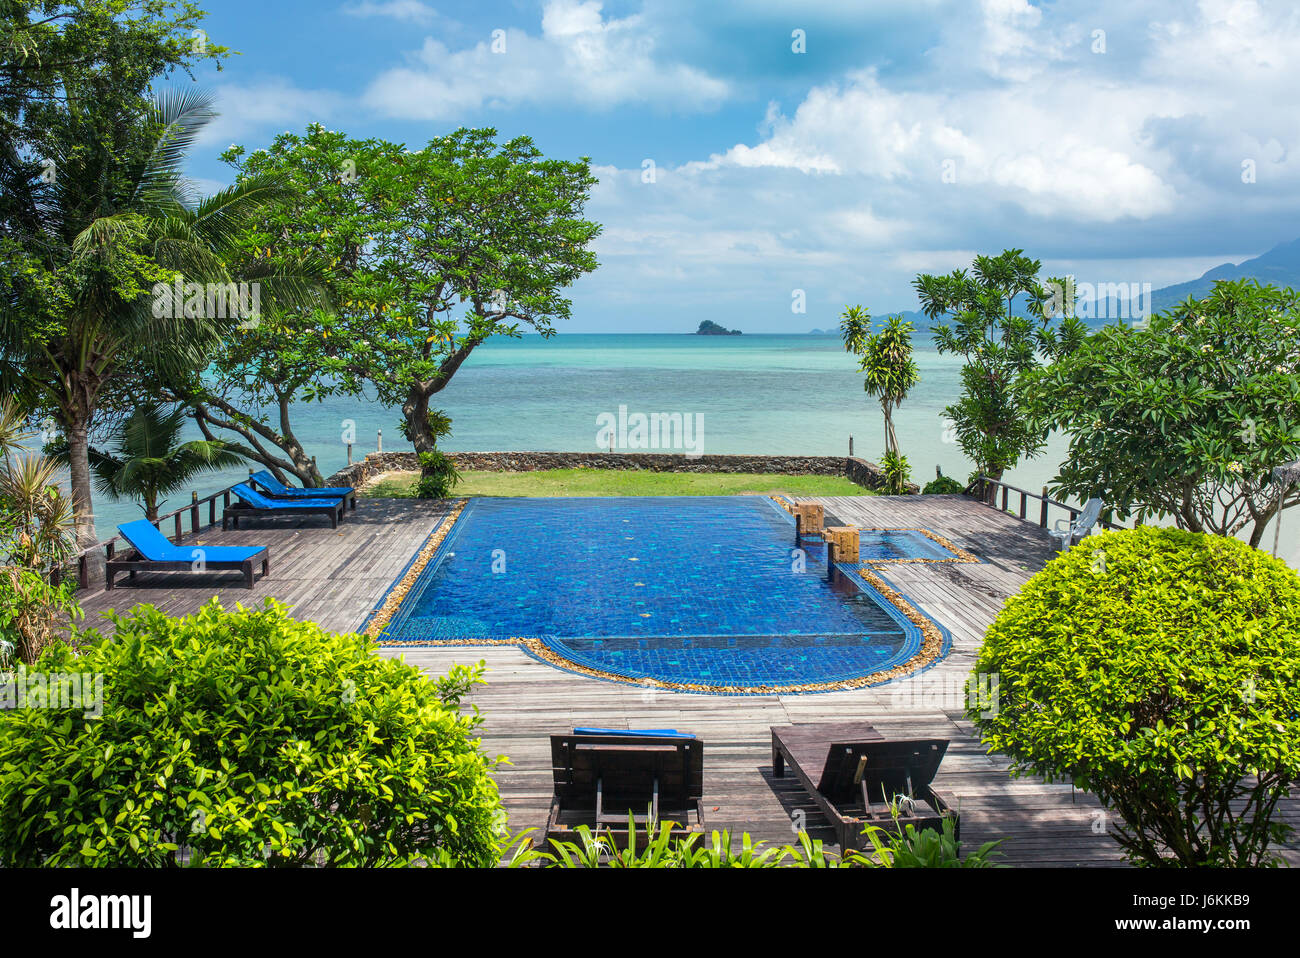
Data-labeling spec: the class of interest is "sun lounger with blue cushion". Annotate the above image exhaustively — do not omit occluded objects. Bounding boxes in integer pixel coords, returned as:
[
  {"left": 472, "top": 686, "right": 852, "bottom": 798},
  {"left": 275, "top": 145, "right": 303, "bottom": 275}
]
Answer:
[
  {"left": 248, "top": 469, "right": 356, "bottom": 510},
  {"left": 545, "top": 728, "right": 705, "bottom": 847},
  {"left": 106, "top": 519, "right": 269, "bottom": 590},
  {"left": 222, "top": 483, "right": 346, "bottom": 529}
]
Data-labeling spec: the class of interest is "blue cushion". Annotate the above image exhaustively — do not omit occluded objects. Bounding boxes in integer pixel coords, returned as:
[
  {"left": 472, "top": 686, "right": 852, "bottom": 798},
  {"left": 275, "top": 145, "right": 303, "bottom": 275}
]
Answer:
[
  {"left": 118, "top": 520, "right": 264, "bottom": 563},
  {"left": 233, "top": 483, "right": 342, "bottom": 510},
  {"left": 187, "top": 545, "right": 265, "bottom": 562},
  {"left": 251, "top": 470, "right": 353, "bottom": 498},
  {"left": 572, "top": 727, "right": 694, "bottom": 738},
  {"left": 118, "top": 519, "right": 184, "bottom": 561}
]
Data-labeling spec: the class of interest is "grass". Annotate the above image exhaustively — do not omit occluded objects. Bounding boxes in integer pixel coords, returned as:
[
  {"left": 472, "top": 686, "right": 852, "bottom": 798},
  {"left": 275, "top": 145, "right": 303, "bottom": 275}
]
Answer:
[{"left": 365, "top": 468, "right": 876, "bottom": 498}]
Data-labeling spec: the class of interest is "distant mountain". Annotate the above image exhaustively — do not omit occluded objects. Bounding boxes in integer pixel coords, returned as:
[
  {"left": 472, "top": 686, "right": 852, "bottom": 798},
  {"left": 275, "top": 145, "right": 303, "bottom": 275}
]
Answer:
[
  {"left": 1147, "top": 237, "right": 1300, "bottom": 313},
  {"left": 807, "top": 238, "right": 1300, "bottom": 333}
]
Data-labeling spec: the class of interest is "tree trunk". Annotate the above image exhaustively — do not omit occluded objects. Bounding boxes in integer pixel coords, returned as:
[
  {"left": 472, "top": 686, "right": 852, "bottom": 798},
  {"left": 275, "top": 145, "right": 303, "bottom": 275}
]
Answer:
[
  {"left": 64, "top": 418, "right": 97, "bottom": 550},
  {"left": 189, "top": 396, "right": 320, "bottom": 487},
  {"left": 276, "top": 392, "right": 321, "bottom": 486},
  {"left": 882, "top": 403, "right": 898, "bottom": 458},
  {"left": 402, "top": 387, "right": 437, "bottom": 476}
]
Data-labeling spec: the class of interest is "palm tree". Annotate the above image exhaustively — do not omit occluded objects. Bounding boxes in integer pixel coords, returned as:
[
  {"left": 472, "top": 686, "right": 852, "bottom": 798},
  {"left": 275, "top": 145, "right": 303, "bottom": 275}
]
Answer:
[
  {"left": 0, "top": 88, "right": 326, "bottom": 552},
  {"left": 73, "top": 403, "right": 246, "bottom": 521},
  {"left": 841, "top": 306, "right": 921, "bottom": 494}
]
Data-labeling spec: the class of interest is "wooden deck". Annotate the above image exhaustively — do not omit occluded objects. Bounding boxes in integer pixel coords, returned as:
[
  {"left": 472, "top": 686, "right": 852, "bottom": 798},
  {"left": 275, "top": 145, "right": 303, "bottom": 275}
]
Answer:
[
  {"left": 78, "top": 498, "right": 451, "bottom": 633},
  {"left": 77, "top": 493, "right": 1300, "bottom": 866}
]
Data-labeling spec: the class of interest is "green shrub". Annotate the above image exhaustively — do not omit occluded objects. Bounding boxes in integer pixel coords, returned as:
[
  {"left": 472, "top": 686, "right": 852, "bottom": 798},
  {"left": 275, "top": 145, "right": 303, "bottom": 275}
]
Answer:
[
  {"left": 0, "top": 599, "right": 504, "bottom": 867},
  {"left": 880, "top": 450, "right": 911, "bottom": 495},
  {"left": 922, "top": 475, "right": 966, "bottom": 495},
  {"left": 971, "top": 527, "right": 1300, "bottom": 866},
  {"left": 415, "top": 450, "right": 462, "bottom": 499}
]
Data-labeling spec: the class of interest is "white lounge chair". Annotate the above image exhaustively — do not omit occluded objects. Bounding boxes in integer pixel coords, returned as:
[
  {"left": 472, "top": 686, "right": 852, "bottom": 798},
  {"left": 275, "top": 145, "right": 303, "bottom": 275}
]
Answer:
[{"left": 1051, "top": 497, "right": 1103, "bottom": 552}]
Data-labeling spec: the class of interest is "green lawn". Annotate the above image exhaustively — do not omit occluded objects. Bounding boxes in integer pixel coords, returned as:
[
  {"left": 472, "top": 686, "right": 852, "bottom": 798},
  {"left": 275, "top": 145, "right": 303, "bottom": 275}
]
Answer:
[{"left": 365, "top": 468, "right": 875, "bottom": 498}]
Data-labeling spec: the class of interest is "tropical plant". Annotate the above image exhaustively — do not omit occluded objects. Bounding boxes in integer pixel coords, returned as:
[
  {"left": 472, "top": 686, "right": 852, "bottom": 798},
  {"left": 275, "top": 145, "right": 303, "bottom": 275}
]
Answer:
[
  {"left": 841, "top": 307, "right": 920, "bottom": 461},
  {"left": 0, "top": 438, "right": 77, "bottom": 573},
  {"left": 971, "top": 526, "right": 1300, "bottom": 866},
  {"left": 880, "top": 450, "right": 911, "bottom": 496},
  {"left": 414, "top": 451, "right": 462, "bottom": 500},
  {"left": 0, "top": 399, "right": 81, "bottom": 665},
  {"left": 848, "top": 814, "right": 1004, "bottom": 868},
  {"left": 0, "top": 83, "right": 326, "bottom": 550},
  {"left": 204, "top": 124, "right": 601, "bottom": 473},
  {"left": 0, "top": 599, "right": 506, "bottom": 866},
  {"left": 1023, "top": 280, "right": 1300, "bottom": 546},
  {"left": 912, "top": 250, "right": 1086, "bottom": 483},
  {"left": 507, "top": 820, "right": 808, "bottom": 869},
  {"left": 504, "top": 813, "right": 997, "bottom": 868},
  {"left": 0, "top": 566, "right": 83, "bottom": 666},
  {"left": 56, "top": 402, "right": 244, "bottom": 521}
]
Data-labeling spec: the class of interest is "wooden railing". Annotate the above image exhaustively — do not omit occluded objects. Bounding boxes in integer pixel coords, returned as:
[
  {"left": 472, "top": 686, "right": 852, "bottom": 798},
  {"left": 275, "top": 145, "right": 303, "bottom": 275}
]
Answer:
[
  {"left": 964, "top": 476, "right": 1129, "bottom": 532},
  {"left": 56, "top": 481, "right": 245, "bottom": 590}
]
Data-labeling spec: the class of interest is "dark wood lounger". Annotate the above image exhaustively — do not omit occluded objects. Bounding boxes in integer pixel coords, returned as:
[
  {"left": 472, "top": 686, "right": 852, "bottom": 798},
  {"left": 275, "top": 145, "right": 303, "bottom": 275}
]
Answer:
[
  {"left": 544, "top": 731, "right": 706, "bottom": 848},
  {"left": 771, "top": 721, "right": 957, "bottom": 851},
  {"left": 106, "top": 548, "right": 269, "bottom": 590},
  {"left": 222, "top": 500, "right": 344, "bottom": 530}
]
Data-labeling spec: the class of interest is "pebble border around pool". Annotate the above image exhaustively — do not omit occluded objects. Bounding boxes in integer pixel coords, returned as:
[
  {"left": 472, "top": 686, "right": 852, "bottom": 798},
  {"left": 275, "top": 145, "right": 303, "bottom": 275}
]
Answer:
[{"left": 367, "top": 497, "right": 950, "bottom": 694}]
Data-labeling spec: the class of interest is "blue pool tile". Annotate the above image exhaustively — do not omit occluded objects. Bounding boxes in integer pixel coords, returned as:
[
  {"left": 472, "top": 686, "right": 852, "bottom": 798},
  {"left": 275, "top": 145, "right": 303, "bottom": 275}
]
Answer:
[{"left": 385, "top": 496, "right": 932, "bottom": 688}]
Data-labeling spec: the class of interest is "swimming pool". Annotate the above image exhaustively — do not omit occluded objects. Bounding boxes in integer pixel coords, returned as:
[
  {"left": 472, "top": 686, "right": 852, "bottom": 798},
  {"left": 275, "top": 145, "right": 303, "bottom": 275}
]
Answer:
[{"left": 378, "top": 496, "right": 947, "bottom": 692}]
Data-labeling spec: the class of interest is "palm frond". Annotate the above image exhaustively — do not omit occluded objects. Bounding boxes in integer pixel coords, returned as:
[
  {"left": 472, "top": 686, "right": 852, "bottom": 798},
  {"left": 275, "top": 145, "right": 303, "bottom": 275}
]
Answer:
[
  {"left": 133, "top": 88, "right": 219, "bottom": 204},
  {"left": 0, "top": 398, "right": 35, "bottom": 459}
]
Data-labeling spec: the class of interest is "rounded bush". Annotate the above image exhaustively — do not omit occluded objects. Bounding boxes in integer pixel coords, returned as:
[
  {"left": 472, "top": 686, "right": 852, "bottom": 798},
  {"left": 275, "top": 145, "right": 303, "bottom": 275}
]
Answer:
[
  {"left": 921, "top": 476, "right": 965, "bottom": 495},
  {"left": 0, "top": 599, "right": 503, "bottom": 866},
  {"left": 971, "top": 526, "right": 1300, "bottom": 865}
]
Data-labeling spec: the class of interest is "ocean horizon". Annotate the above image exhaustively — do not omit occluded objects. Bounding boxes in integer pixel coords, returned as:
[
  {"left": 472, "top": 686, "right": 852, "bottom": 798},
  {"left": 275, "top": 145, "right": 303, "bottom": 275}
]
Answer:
[{"left": 71, "top": 332, "right": 1294, "bottom": 567}]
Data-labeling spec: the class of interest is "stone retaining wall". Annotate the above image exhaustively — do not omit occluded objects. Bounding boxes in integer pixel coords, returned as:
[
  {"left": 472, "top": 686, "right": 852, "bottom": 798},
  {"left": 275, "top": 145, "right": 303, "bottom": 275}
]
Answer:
[{"left": 327, "top": 450, "right": 916, "bottom": 493}]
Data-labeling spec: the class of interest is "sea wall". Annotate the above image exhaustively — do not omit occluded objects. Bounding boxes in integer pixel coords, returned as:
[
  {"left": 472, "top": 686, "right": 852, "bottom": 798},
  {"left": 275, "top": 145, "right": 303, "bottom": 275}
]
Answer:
[{"left": 326, "top": 450, "right": 916, "bottom": 493}]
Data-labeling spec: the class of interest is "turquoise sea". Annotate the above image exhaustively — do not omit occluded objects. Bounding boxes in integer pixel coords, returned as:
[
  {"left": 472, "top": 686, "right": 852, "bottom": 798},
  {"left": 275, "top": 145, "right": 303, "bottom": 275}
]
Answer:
[{"left": 78, "top": 333, "right": 1294, "bottom": 566}]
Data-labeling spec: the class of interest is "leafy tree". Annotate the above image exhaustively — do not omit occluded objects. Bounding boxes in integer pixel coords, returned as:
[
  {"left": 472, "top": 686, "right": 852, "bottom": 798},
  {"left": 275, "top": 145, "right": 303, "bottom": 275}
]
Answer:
[
  {"left": 201, "top": 125, "right": 600, "bottom": 484},
  {"left": 841, "top": 305, "right": 920, "bottom": 493},
  {"left": 0, "top": 0, "right": 227, "bottom": 146},
  {"left": 912, "top": 250, "right": 1085, "bottom": 483},
  {"left": 61, "top": 402, "right": 244, "bottom": 521},
  {"left": 972, "top": 527, "right": 1300, "bottom": 866},
  {"left": 1024, "top": 280, "right": 1300, "bottom": 546},
  {"left": 0, "top": 88, "right": 324, "bottom": 547}
]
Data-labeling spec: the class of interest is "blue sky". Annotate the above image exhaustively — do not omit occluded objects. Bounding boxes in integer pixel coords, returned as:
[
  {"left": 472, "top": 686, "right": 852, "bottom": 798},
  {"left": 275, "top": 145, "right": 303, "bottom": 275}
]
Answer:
[{"left": 181, "top": 0, "right": 1300, "bottom": 332}]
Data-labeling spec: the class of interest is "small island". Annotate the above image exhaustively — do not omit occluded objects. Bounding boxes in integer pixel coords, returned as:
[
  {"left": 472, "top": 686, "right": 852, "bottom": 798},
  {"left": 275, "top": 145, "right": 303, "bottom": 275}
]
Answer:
[{"left": 696, "top": 319, "right": 742, "bottom": 335}]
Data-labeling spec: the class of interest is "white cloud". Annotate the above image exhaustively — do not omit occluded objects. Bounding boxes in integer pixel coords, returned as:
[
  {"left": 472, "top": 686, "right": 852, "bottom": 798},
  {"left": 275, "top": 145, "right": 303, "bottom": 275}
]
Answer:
[
  {"left": 702, "top": 72, "right": 1179, "bottom": 223},
  {"left": 362, "top": 0, "right": 730, "bottom": 119},
  {"left": 196, "top": 80, "right": 344, "bottom": 149},
  {"left": 342, "top": 0, "right": 438, "bottom": 25}
]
